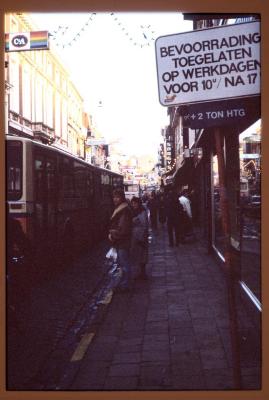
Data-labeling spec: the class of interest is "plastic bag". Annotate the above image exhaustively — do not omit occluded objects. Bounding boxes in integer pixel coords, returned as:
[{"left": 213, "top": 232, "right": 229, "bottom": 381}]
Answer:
[{"left": 106, "top": 247, "right": 117, "bottom": 262}]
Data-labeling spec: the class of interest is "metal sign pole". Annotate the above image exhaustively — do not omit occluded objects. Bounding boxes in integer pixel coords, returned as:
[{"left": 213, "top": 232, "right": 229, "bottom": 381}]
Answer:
[{"left": 214, "top": 127, "right": 241, "bottom": 389}]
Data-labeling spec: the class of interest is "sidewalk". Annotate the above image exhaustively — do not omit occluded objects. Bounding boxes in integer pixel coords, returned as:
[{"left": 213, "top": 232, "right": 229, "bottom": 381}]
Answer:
[{"left": 70, "top": 225, "right": 261, "bottom": 391}]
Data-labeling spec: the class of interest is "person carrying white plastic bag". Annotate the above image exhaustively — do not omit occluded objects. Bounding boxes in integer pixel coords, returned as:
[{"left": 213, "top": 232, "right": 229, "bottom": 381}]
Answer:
[
  {"left": 105, "top": 247, "right": 117, "bottom": 262},
  {"left": 108, "top": 188, "right": 132, "bottom": 292}
]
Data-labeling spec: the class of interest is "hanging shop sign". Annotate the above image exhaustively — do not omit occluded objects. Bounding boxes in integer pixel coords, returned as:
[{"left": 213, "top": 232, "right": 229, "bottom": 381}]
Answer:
[
  {"left": 180, "top": 95, "right": 260, "bottom": 129},
  {"left": 5, "top": 31, "right": 49, "bottom": 52},
  {"left": 86, "top": 138, "right": 106, "bottom": 146},
  {"left": 155, "top": 21, "right": 260, "bottom": 106}
]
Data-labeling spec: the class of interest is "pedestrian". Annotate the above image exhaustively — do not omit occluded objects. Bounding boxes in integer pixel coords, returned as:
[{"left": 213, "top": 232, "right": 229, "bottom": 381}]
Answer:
[
  {"left": 178, "top": 189, "right": 193, "bottom": 239},
  {"left": 158, "top": 192, "right": 166, "bottom": 225},
  {"left": 130, "top": 196, "right": 149, "bottom": 279},
  {"left": 164, "top": 188, "right": 182, "bottom": 246},
  {"left": 147, "top": 190, "right": 159, "bottom": 229},
  {"left": 108, "top": 188, "right": 133, "bottom": 291}
]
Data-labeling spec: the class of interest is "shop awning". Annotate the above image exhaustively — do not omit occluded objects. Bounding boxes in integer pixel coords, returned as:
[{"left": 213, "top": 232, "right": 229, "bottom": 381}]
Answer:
[
  {"left": 174, "top": 158, "right": 194, "bottom": 186},
  {"left": 162, "top": 165, "right": 176, "bottom": 185}
]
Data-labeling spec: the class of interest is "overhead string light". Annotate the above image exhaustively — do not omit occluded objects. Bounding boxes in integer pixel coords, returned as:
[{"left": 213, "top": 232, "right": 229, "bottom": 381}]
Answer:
[
  {"left": 51, "top": 25, "right": 69, "bottom": 40},
  {"left": 109, "top": 13, "right": 156, "bottom": 47},
  {"left": 51, "top": 12, "right": 156, "bottom": 49},
  {"left": 51, "top": 12, "right": 97, "bottom": 48}
]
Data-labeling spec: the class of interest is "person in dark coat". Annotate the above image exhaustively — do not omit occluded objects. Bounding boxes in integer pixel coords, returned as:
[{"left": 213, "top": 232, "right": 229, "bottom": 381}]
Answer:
[
  {"left": 147, "top": 190, "right": 159, "bottom": 229},
  {"left": 164, "top": 188, "right": 184, "bottom": 246},
  {"left": 158, "top": 192, "right": 166, "bottom": 225},
  {"left": 130, "top": 196, "right": 149, "bottom": 279},
  {"left": 109, "top": 188, "right": 133, "bottom": 291}
]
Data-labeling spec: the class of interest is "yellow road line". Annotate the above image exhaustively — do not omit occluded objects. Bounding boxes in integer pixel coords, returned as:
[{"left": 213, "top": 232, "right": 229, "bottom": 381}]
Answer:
[{"left": 70, "top": 332, "right": 95, "bottom": 362}]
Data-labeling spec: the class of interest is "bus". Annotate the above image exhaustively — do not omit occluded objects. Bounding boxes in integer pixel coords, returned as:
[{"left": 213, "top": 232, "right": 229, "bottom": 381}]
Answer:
[
  {"left": 6, "top": 135, "right": 123, "bottom": 269},
  {"left": 123, "top": 180, "right": 141, "bottom": 200},
  {"left": 240, "top": 177, "right": 249, "bottom": 199}
]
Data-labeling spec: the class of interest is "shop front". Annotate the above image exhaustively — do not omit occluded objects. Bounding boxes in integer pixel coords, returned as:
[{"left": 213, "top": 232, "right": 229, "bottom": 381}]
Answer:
[{"left": 196, "top": 117, "right": 261, "bottom": 321}]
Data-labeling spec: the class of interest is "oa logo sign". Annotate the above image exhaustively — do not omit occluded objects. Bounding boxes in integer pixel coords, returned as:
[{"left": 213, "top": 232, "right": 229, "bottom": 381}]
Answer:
[{"left": 11, "top": 34, "right": 28, "bottom": 48}]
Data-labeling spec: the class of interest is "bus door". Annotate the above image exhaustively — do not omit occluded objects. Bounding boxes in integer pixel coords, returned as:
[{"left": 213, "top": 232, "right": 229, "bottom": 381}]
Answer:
[{"left": 34, "top": 151, "right": 57, "bottom": 260}]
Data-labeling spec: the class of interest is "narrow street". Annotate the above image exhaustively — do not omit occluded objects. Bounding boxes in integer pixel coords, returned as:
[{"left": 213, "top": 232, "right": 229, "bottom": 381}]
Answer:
[
  {"left": 7, "top": 226, "right": 261, "bottom": 391},
  {"left": 4, "top": 11, "right": 263, "bottom": 398},
  {"left": 7, "top": 239, "right": 120, "bottom": 390}
]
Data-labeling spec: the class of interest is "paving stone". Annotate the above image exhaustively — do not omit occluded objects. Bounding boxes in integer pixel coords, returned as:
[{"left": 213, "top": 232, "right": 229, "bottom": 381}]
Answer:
[
  {"left": 118, "top": 338, "right": 143, "bottom": 346},
  {"left": 104, "top": 376, "right": 138, "bottom": 390},
  {"left": 241, "top": 366, "right": 261, "bottom": 376},
  {"left": 172, "top": 373, "right": 207, "bottom": 390},
  {"left": 196, "top": 335, "right": 224, "bottom": 350},
  {"left": 120, "top": 331, "right": 144, "bottom": 340},
  {"left": 92, "top": 335, "right": 118, "bottom": 345},
  {"left": 142, "top": 351, "right": 170, "bottom": 362},
  {"left": 170, "top": 335, "right": 198, "bottom": 352},
  {"left": 139, "top": 364, "right": 171, "bottom": 387},
  {"left": 143, "top": 342, "right": 169, "bottom": 352},
  {"left": 108, "top": 363, "right": 140, "bottom": 377},
  {"left": 117, "top": 344, "right": 142, "bottom": 353},
  {"left": 19, "top": 228, "right": 259, "bottom": 391},
  {"left": 70, "top": 361, "right": 109, "bottom": 389},
  {"left": 168, "top": 309, "right": 191, "bottom": 322},
  {"left": 145, "top": 321, "right": 169, "bottom": 333},
  {"left": 169, "top": 327, "right": 195, "bottom": 337},
  {"left": 201, "top": 357, "right": 229, "bottom": 370},
  {"left": 204, "top": 368, "right": 234, "bottom": 390},
  {"left": 144, "top": 334, "right": 169, "bottom": 343},
  {"left": 146, "top": 312, "right": 168, "bottom": 322},
  {"left": 112, "top": 352, "right": 141, "bottom": 364},
  {"left": 215, "top": 317, "right": 231, "bottom": 328},
  {"left": 189, "top": 306, "right": 215, "bottom": 319},
  {"left": 241, "top": 374, "right": 261, "bottom": 389},
  {"left": 168, "top": 303, "right": 188, "bottom": 313},
  {"left": 171, "top": 351, "right": 203, "bottom": 375},
  {"left": 86, "top": 347, "right": 114, "bottom": 362}
]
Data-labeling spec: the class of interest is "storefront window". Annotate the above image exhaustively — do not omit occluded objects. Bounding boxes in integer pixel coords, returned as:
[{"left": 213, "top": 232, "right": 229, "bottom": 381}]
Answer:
[
  {"left": 239, "top": 120, "right": 261, "bottom": 302},
  {"left": 212, "top": 154, "right": 225, "bottom": 258}
]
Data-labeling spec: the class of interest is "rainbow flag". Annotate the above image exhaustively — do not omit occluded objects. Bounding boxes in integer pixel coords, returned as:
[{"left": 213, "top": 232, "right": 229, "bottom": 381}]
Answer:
[{"left": 5, "top": 31, "right": 49, "bottom": 52}]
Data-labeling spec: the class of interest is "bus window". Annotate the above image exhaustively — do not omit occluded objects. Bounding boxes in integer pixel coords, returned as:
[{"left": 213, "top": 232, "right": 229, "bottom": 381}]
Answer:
[
  {"left": 59, "top": 157, "right": 75, "bottom": 199},
  {"left": 34, "top": 153, "right": 57, "bottom": 207},
  {"left": 124, "top": 184, "right": 139, "bottom": 193},
  {"left": 35, "top": 156, "right": 45, "bottom": 202},
  {"left": 74, "top": 169, "right": 87, "bottom": 198},
  {"left": 86, "top": 170, "right": 94, "bottom": 197},
  {"left": 6, "top": 140, "right": 23, "bottom": 201}
]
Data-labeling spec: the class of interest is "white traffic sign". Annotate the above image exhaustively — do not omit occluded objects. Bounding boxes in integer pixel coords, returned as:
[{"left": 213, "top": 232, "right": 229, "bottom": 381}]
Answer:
[{"left": 155, "top": 21, "right": 260, "bottom": 106}]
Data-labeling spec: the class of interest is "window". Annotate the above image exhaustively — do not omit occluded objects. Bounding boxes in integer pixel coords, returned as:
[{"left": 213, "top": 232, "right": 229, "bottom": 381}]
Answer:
[
  {"left": 22, "top": 64, "right": 32, "bottom": 120},
  {"left": 212, "top": 154, "right": 225, "bottom": 256},
  {"left": 59, "top": 157, "right": 74, "bottom": 198},
  {"left": 6, "top": 141, "right": 22, "bottom": 200},
  {"left": 55, "top": 93, "right": 61, "bottom": 136},
  {"left": 124, "top": 184, "right": 138, "bottom": 192},
  {"left": 239, "top": 121, "right": 261, "bottom": 302},
  {"left": 9, "top": 55, "right": 20, "bottom": 113},
  {"left": 87, "top": 170, "right": 94, "bottom": 197},
  {"left": 35, "top": 77, "right": 43, "bottom": 122},
  {"left": 44, "top": 84, "right": 53, "bottom": 128},
  {"left": 47, "top": 59, "right": 53, "bottom": 78},
  {"left": 62, "top": 99, "right": 68, "bottom": 140}
]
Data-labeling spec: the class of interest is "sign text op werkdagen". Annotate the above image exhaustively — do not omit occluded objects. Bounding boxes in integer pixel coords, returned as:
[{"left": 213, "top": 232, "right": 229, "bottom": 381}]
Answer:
[{"left": 155, "top": 21, "right": 260, "bottom": 106}]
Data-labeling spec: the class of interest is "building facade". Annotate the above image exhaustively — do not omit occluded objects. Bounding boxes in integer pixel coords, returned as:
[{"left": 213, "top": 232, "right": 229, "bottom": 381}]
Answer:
[
  {"left": 160, "top": 14, "right": 261, "bottom": 327},
  {"left": 4, "top": 13, "right": 86, "bottom": 158}
]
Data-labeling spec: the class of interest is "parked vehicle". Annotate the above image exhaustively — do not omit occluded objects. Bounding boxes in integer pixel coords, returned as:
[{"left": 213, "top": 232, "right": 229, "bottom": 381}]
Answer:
[
  {"left": 123, "top": 180, "right": 141, "bottom": 200},
  {"left": 6, "top": 135, "right": 123, "bottom": 268},
  {"left": 249, "top": 194, "right": 261, "bottom": 207}
]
